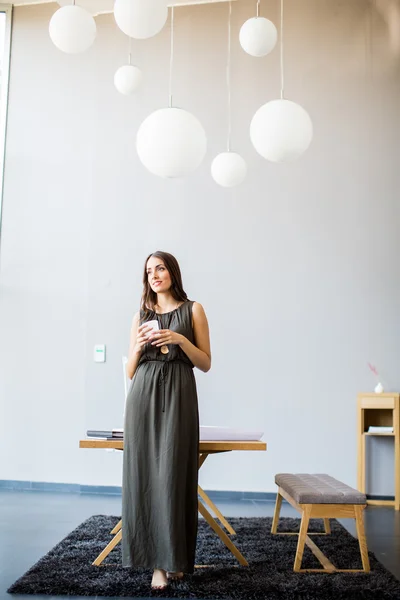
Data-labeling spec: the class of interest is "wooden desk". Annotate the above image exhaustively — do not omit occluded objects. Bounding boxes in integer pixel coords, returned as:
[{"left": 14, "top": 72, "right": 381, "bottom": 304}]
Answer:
[
  {"left": 79, "top": 438, "right": 267, "bottom": 567},
  {"left": 357, "top": 393, "right": 400, "bottom": 510}
]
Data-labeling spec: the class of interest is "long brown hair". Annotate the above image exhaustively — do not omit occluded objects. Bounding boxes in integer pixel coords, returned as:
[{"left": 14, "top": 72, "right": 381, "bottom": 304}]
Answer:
[{"left": 140, "top": 251, "right": 188, "bottom": 319}]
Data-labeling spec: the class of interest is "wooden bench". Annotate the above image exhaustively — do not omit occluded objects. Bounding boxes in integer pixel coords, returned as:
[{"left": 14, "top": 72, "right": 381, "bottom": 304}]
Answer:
[{"left": 272, "top": 473, "right": 370, "bottom": 573}]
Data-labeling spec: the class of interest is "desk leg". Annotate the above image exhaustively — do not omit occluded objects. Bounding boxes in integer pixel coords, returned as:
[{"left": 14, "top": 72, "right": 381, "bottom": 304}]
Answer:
[
  {"left": 111, "top": 520, "right": 122, "bottom": 535},
  {"left": 197, "top": 499, "right": 248, "bottom": 566},
  {"left": 91, "top": 521, "right": 121, "bottom": 566},
  {"left": 198, "top": 486, "right": 236, "bottom": 535},
  {"left": 92, "top": 530, "right": 122, "bottom": 566},
  {"left": 198, "top": 452, "right": 237, "bottom": 535}
]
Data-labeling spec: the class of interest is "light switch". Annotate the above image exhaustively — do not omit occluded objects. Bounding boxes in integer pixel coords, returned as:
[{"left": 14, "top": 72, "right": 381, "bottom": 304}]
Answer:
[{"left": 94, "top": 344, "right": 106, "bottom": 363}]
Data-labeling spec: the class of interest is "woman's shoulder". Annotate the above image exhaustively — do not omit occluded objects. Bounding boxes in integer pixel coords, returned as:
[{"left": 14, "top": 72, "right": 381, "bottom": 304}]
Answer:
[
  {"left": 137, "top": 307, "right": 155, "bottom": 324},
  {"left": 191, "top": 301, "right": 206, "bottom": 316}
]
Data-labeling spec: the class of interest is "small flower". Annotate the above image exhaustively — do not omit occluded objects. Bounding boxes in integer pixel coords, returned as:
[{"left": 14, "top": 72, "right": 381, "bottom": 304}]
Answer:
[{"left": 367, "top": 362, "right": 379, "bottom": 377}]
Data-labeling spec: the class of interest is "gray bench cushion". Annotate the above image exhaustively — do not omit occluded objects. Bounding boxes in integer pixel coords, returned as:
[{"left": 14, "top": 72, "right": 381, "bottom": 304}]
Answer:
[{"left": 275, "top": 473, "right": 366, "bottom": 504}]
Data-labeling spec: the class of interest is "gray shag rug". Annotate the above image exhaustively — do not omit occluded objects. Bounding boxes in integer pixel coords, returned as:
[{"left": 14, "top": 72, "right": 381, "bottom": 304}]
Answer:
[{"left": 7, "top": 515, "right": 400, "bottom": 599}]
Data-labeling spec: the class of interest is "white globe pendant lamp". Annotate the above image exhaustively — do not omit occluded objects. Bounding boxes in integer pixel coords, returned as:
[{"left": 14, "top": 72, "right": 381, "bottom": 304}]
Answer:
[
  {"left": 239, "top": 14, "right": 277, "bottom": 57},
  {"left": 137, "top": 107, "right": 207, "bottom": 178},
  {"left": 114, "top": 0, "right": 168, "bottom": 40},
  {"left": 211, "top": 152, "right": 247, "bottom": 187},
  {"left": 211, "top": 2, "right": 247, "bottom": 188},
  {"left": 250, "top": 99, "right": 312, "bottom": 162},
  {"left": 114, "top": 64, "right": 142, "bottom": 94},
  {"left": 250, "top": 0, "right": 313, "bottom": 162},
  {"left": 114, "top": 38, "right": 142, "bottom": 95},
  {"left": 49, "top": 4, "right": 96, "bottom": 54},
  {"left": 136, "top": 7, "right": 207, "bottom": 178}
]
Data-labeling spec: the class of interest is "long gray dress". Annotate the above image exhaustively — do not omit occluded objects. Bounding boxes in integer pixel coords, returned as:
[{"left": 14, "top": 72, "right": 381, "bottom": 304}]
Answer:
[{"left": 122, "top": 300, "right": 199, "bottom": 573}]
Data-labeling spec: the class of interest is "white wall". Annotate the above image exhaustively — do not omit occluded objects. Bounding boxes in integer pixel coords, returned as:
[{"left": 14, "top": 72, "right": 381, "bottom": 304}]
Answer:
[{"left": 0, "top": 0, "right": 399, "bottom": 494}]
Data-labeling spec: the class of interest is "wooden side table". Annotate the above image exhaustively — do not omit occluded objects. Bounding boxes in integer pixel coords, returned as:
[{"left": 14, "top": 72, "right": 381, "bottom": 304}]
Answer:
[{"left": 357, "top": 392, "right": 400, "bottom": 510}]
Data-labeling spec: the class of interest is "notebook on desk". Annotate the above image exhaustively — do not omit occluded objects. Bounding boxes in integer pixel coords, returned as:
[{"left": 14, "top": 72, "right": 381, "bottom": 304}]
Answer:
[
  {"left": 87, "top": 429, "right": 123, "bottom": 439},
  {"left": 86, "top": 427, "right": 263, "bottom": 441},
  {"left": 200, "top": 426, "right": 264, "bottom": 441}
]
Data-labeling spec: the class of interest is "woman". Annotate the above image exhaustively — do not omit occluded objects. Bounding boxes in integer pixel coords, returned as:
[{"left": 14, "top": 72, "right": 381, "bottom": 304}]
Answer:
[{"left": 122, "top": 251, "right": 211, "bottom": 590}]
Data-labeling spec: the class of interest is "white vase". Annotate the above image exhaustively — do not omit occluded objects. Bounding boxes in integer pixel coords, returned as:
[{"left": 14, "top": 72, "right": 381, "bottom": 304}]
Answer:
[{"left": 374, "top": 382, "right": 384, "bottom": 393}]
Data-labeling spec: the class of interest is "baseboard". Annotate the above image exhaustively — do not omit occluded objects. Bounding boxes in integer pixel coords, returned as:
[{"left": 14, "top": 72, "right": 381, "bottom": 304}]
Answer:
[
  {"left": 367, "top": 494, "right": 396, "bottom": 501},
  {"left": 0, "top": 479, "right": 276, "bottom": 500},
  {"left": 0, "top": 480, "right": 394, "bottom": 503},
  {"left": 0, "top": 480, "right": 82, "bottom": 493},
  {"left": 0, "top": 480, "right": 121, "bottom": 495}
]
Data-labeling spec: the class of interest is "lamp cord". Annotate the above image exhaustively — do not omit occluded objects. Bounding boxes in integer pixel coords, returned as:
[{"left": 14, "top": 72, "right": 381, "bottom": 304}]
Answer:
[
  {"left": 280, "top": 0, "right": 285, "bottom": 99},
  {"left": 169, "top": 6, "right": 174, "bottom": 108},
  {"left": 226, "top": 1, "right": 232, "bottom": 151}
]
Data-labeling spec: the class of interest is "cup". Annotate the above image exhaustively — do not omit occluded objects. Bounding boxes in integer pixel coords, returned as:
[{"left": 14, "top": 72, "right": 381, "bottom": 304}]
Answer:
[{"left": 144, "top": 319, "right": 159, "bottom": 339}]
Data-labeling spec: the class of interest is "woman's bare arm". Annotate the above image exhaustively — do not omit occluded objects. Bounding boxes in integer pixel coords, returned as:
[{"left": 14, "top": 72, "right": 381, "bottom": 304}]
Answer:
[
  {"left": 179, "top": 302, "right": 211, "bottom": 372},
  {"left": 126, "top": 312, "right": 147, "bottom": 380}
]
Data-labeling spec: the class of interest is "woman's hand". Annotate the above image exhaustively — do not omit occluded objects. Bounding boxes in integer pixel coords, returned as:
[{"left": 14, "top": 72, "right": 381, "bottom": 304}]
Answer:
[
  {"left": 134, "top": 323, "right": 154, "bottom": 354},
  {"left": 150, "top": 329, "right": 185, "bottom": 348}
]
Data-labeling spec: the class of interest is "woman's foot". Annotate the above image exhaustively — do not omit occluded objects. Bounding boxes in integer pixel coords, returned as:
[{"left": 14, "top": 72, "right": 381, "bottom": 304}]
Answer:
[
  {"left": 151, "top": 569, "right": 168, "bottom": 590},
  {"left": 167, "top": 571, "right": 184, "bottom": 581}
]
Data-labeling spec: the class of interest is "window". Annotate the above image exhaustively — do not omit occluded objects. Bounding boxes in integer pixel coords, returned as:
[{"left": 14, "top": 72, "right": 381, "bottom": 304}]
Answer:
[{"left": 0, "top": 5, "right": 12, "bottom": 251}]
